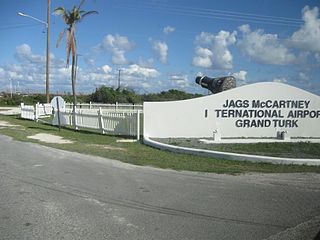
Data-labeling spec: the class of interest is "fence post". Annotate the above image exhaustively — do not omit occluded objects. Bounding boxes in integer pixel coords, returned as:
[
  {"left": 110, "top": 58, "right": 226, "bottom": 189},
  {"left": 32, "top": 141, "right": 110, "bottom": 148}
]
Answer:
[
  {"left": 34, "top": 102, "right": 39, "bottom": 121},
  {"left": 20, "top": 103, "right": 24, "bottom": 118},
  {"left": 73, "top": 105, "right": 79, "bottom": 130},
  {"left": 136, "top": 110, "right": 140, "bottom": 141},
  {"left": 98, "top": 107, "right": 105, "bottom": 134}
]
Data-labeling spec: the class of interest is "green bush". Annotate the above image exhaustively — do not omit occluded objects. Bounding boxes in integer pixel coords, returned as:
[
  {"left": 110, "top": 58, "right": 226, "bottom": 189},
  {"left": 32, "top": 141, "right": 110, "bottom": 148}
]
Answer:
[
  {"left": 90, "top": 86, "right": 142, "bottom": 104},
  {"left": 0, "top": 87, "right": 203, "bottom": 106},
  {"left": 89, "top": 86, "right": 202, "bottom": 103},
  {"left": 0, "top": 93, "right": 46, "bottom": 106}
]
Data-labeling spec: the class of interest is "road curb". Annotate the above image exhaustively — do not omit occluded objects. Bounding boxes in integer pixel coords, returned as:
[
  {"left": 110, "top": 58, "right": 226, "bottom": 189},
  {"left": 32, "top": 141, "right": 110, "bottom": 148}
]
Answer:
[{"left": 143, "top": 137, "right": 320, "bottom": 166}]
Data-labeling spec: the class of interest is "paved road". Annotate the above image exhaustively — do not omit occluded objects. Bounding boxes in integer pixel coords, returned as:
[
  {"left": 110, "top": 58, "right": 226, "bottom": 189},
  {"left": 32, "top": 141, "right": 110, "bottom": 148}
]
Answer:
[{"left": 0, "top": 135, "right": 319, "bottom": 240}]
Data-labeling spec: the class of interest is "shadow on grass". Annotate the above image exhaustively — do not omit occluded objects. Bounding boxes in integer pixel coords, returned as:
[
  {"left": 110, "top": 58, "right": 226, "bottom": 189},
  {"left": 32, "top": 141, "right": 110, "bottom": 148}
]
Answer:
[{"left": 27, "top": 126, "right": 58, "bottom": 132}]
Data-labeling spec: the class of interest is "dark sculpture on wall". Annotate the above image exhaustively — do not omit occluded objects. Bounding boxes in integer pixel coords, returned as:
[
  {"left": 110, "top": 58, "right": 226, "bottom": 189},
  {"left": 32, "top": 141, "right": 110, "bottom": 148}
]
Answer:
[{"left": 195, "top": 76, "right": 236, "bottom": 94}]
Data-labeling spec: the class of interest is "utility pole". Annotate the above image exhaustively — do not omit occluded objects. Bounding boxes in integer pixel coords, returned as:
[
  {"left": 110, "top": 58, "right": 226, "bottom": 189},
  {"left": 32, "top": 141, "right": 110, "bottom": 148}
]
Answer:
[
  {"left": 46, "top": 0, "right": 51, "bottom": 103},
  {"left": 17, "top": 0, "right": 50, "bottom": 103},
  {"left": 117, "top": 69, "right": 121, "bottom": 90},
  {"left": 10, "top": 79, "right": 12, "bottom": 99}
]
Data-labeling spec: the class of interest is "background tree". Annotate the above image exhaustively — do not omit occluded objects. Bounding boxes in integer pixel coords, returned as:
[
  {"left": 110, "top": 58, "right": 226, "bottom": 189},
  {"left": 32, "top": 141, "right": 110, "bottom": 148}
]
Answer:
[{"left": 54, "top": 0, "right": 97, "bottom": 127}]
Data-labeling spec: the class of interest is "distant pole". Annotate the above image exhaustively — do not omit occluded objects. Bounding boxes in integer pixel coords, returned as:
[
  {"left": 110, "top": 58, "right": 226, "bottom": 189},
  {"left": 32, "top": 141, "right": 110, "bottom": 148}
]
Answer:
[
  {"left": 10, "top": 79, "right": 12, "bottom": 98},
  {"left": 46, "top": 0, "right": 51, "bottom": 103},
  {"left": 118, "top": 69, "right": 121, "bottom": 90},
  {"left": 17, "top": 7, "right": 50, "bottom": 102},
  {"left": 56, "top": 97, "right": 61, "bottom": 131}
]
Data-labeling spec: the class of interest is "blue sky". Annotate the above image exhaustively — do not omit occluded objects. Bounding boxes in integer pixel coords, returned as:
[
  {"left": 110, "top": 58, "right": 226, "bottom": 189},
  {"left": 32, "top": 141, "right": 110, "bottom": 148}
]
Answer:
[{"left": 1, "top": 0, "right": 320, "bottom": 95}]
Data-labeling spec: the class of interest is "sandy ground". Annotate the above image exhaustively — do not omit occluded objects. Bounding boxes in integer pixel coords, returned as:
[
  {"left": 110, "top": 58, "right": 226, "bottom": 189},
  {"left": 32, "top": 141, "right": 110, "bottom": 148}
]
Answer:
[
  {"left": 0, "top": 107, "right": 21, "bottom": 115},
  {"left": 0, "top": 121, "right": 20, "bottom": 128},
  {"left": 27, "top": 133, "right": 73, "bottom": 144},
  {"left": 0, "top": 118, "right": 72, "bottom": 144},
  {"left": 0, "top": 119, "right": 72, "bottom": 144},
  {"left": 88, "top": 144, "right": 127, "bottom": 151}
]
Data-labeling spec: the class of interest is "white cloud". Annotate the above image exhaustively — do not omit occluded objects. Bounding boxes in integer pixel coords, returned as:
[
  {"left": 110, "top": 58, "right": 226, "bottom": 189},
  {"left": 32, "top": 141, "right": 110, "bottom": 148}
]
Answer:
[
  {"left": 237, "top": 25, "right": 296, "bottom": 65},
  {"left": 192, "top": 47, "right": 213, "bottom": 68},
  {"left": 122, "top": 64, "right": 160, "bottom": 79},
  {"left": 8, "top": 71, "right": 23, "bottom": 80},
  {"left": 102, "top": 65, "right": 112, "bottom": 74},
  {"left": 101, "top": 34, "right": 134, "bottom": 65},
  {"left": 232, "top": 70, "right": 247, "bottom": 81},
  {"left": 137, "top": 57, "right": 154, "bottom": 68},
  {"left": 15, "top": 44, "right": 45, "bottom": 63},
  {"left": 16, "top": 44, "right": 32, "bottom": 55},
  {"left": 288, "top": 6, "right": 320, "bottom": 52},
  {"left": 273, "top": 77, "right": 288, "bottom": 83},
  {"left": 193, "top": 31, "right": 236, "bottom": 69},
  {"left": 0, "top": 44, "right": 75, "bottom": 92},
  {"left": 102, "top": 34, "right": 134, "bottom": 50},
  {"left": 85, "top": 57, "right": 96, "bottom": 66},
  {"left": 55, "top": 67, "right": 70, "bottom": 78},
  {"left": 195, "top": 32, "right": 215, "bottom": 45},
  {"left": 83, "top": 68, "right": 113, "bottom": 82},
  {"left": 0, "top": 43, "right": 159, "bottom": 93},
  {"left": 238, "top": 24, "right": 250, "bottom": 33},
  {"left": 169, "top": 74, "right": 189, "bottom": 87},
  {"left": 299, "top": 72, "right": 309, "bottom": 81},
  {"left": 315, "top": 53, "right": 320, "bottom": 64},
  {"left": 163, "top": 26, "right": 175, "bottom": 34},
  {"left": 152, "top": 40, "right": 168, "bottom": 64},
  {"left": 112, "top": 50, "right": 128, "bottom": 65}
]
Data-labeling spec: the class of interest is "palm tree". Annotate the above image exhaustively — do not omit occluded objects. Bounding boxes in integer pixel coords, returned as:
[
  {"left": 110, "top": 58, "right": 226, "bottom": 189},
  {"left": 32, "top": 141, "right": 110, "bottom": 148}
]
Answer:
[{"left": 54, "top": 0, "right": 98, "bottom": 128}]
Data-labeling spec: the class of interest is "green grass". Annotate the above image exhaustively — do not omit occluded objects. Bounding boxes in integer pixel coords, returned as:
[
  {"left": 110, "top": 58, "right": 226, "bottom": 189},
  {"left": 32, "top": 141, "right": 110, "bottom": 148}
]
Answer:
[
  {"left": 0, "top": 114, "right": 320, "bottom": 174},
  {"left": 160, "top": 138, "right": 320, "bottom": 159}
]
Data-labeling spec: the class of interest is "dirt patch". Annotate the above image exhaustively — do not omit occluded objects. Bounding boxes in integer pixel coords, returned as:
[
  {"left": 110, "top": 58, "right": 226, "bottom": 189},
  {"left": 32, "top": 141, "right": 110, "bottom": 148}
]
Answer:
[
  {"left": 0, "top": 120, "right": 21, "bottom": 128},
  {"left": 0, "top": 107, "right": 21, "bottom": 115},
  {"left": 88, "top": 144, "right": 127, "bottom": 151},
  {"left": 27, "top": 133, "right": 73, "bottom": 144}
]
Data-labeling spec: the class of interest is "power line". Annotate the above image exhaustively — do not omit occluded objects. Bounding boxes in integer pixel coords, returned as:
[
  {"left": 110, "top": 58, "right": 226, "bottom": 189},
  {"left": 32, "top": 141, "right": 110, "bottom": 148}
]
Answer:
[
  {"left": 0, "top": 23, "right": 43, "bottom": 31},
  {"left": 114, "top": 0, "right": 303, "bottom": 27}
]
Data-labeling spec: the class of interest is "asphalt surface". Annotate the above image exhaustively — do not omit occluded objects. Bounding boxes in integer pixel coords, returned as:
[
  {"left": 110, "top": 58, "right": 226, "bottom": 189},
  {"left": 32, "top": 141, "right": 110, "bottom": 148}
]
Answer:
[{"left": 0, "top": 134, "right": 319, "bottom": 240}]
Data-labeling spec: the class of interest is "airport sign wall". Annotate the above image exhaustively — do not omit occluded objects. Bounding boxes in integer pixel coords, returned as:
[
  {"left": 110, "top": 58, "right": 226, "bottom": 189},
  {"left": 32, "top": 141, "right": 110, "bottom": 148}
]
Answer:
[{"left": 144, "top": 82, "right": 320, "bottom": 140}]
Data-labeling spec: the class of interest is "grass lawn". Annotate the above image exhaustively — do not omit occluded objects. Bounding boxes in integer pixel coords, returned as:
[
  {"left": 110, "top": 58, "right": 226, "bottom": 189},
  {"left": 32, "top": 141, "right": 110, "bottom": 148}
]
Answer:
[
  {"left": 158, "top": 138, "right": 320, "bottom": 159},
  {"left": 0, "top": 114, "right": 320, "bottom": 174}
]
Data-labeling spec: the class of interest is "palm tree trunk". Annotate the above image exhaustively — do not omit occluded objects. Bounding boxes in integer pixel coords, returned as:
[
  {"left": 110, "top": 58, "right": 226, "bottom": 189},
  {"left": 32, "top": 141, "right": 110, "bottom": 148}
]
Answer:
[{"left": 71, "top": 54, "right": 77, "bottom": 129}]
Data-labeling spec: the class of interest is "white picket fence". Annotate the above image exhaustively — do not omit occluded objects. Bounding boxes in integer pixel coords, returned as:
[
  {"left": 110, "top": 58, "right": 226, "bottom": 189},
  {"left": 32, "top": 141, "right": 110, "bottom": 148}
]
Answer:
[
  {"left": 20, "top": 103, "right": 52, "bottom": 121},
  {"left": 54, "top": 108, "right": 142, "bottom": 140},
  {"left": 20, "top": 104, "right": 35, "bottom": 120},
  {"left": 65, "top": 102, "right": 143, "bottom": 111},
  {"left": 21, "top": 102, "right": 142, "bottom": 139}
]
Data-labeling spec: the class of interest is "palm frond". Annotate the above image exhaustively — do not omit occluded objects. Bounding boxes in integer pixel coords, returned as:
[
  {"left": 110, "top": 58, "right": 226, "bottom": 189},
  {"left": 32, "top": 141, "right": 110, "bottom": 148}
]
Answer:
[
  {"left": 53, "top": 7, "right": 65, "bottom": 15},
  {"left": 56, "top": 29, "right": 67, "bottom": 48},
  {"left": 63, "top": 14, "right": 69, "bottom": 24},
  {"left": 77, "top": 0, "right": 85, "bottom": 11},
  {"left": 55, "top": 0, "right": 97, "bottom": 68},
  {"left": 81, "top": 11, "right": 98, "bottom": 18},
  {"left": 77, "top": 10, "right": 98, "bottom": 23}
]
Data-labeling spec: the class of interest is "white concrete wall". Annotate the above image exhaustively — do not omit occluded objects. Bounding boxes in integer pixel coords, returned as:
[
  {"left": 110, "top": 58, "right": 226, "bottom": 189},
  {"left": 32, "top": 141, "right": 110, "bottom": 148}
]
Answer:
[{"left": 144, "top": 82, "right": 320, "bottom": 139}]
